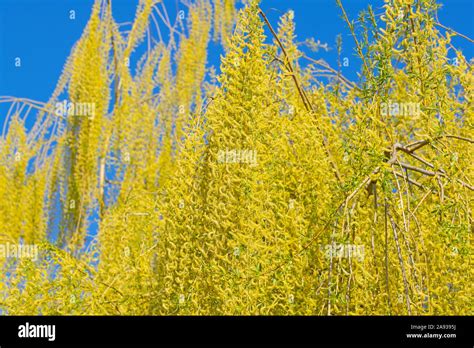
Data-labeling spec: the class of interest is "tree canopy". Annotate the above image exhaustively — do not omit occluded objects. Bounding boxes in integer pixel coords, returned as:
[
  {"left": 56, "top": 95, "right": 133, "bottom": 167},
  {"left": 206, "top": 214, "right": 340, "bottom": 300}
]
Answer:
[{"left": 0, "top": 0, "right": 472, "bottom": 315}]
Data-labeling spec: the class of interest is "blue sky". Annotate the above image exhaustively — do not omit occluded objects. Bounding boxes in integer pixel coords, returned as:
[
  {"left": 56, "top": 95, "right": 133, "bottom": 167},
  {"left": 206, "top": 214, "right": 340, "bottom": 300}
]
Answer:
[{"left": 0, "top": 0, "right": 472, "bottom": 106}]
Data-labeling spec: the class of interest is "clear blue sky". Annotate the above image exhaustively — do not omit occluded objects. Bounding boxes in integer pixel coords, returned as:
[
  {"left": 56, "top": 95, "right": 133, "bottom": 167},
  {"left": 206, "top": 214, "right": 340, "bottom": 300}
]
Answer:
[{"left": 0, "top": 0, "right": 472, "bottom": 106}]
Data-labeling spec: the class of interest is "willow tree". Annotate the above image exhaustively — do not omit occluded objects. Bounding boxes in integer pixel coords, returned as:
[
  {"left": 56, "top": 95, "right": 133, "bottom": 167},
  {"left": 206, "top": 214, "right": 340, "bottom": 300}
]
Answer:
[{"left": 0, "top": 0, "right": 472, "bottom": 315}]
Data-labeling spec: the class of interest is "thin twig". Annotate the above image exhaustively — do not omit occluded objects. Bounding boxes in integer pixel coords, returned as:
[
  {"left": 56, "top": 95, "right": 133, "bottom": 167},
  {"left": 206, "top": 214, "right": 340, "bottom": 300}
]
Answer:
[{"left": 387, "top": 209, "right": 411, "bottom": 315}]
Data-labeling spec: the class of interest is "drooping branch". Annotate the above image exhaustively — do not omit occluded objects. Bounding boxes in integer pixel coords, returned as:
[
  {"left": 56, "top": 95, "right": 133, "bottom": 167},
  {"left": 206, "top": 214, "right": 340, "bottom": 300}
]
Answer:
[{"left": 258, "top": 7, "right": 342, "bottom": 184}]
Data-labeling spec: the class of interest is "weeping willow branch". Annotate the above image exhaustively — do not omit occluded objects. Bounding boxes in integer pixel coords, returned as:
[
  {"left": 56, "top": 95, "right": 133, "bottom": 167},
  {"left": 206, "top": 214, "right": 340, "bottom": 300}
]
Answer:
[{"left": 258, "top": 7, "right": 342, "bottom": 184}]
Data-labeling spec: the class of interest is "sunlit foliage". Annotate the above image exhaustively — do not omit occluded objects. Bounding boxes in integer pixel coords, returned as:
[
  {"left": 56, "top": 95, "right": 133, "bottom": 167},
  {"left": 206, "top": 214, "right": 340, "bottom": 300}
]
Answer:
[{"left": 0, "top": 0, "right": 472, "bottom": 315}]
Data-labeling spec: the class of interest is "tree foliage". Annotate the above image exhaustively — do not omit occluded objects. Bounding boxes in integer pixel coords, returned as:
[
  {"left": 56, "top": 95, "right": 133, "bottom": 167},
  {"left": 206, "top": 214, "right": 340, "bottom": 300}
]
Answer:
[{"left": 0, "top": 0, "right": 472, "bottom": 315}]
